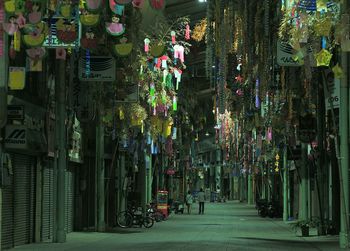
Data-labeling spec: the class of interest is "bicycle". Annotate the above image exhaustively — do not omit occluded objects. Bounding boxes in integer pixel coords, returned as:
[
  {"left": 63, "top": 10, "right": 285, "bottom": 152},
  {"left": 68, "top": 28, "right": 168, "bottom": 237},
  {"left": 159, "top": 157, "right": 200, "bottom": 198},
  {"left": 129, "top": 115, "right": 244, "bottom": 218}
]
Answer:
[{"left": 117, "top": 206, "right": 154, "bottom": 228}]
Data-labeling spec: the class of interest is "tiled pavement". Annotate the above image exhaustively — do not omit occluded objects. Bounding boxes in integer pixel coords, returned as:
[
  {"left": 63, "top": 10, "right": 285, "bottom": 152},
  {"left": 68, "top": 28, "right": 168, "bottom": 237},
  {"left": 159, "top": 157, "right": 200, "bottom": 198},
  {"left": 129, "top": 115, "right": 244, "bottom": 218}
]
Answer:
[{"left": 11, "top": 201, "right": 342, "bottom": 251}]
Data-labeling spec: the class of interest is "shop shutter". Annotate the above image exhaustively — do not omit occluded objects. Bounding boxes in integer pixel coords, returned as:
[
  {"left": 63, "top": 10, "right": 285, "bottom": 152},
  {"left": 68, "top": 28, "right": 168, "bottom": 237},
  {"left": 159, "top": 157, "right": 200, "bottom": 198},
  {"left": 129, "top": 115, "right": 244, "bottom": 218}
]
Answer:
[
  {"left": 12, "top": 154, "right": 35, "bottom": 246},
  {"left": 41, "top": 164, "right": 54, "bottom": 242},
  {"left": 1, "top": 171, "right": 14, "bottom": 249},
  {"left": 65, "top": 169, "right": 74, "bottom": 233}
]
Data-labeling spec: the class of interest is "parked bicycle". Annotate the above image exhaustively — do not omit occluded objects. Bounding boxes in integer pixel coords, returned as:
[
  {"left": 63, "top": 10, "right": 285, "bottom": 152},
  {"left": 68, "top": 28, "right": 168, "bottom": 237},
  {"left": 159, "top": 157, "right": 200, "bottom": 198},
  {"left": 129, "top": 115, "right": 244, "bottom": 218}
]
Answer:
[
  {"left": 117, "top": 205, "right": 154, "bottom": 228},
  {"left": 146, "top": 203, "right": 165, "bottom": 222}
]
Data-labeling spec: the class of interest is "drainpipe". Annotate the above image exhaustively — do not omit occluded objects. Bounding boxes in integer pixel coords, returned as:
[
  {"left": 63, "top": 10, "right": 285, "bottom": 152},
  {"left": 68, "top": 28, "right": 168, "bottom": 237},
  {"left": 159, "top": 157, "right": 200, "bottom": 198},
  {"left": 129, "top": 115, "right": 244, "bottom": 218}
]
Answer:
[
  {"left": 339, "top": 2, "right": 349, "bottom": 247},
  {"left": 96, "top": 101, "right": 105, "bottom": 232},
  {"left": 55, "top": 59, "right": 67, "bottom": 243},
  {"left": 283, "top": 145, "right": 289, "bottom": 221}
]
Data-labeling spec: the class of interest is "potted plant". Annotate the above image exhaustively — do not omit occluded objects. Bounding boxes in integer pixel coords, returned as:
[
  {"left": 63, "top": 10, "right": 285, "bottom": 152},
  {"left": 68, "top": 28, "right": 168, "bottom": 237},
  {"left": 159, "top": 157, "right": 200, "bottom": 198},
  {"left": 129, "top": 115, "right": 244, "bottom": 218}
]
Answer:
[{"left": 290, "top": 219, "right": 313, "bottom": 237}]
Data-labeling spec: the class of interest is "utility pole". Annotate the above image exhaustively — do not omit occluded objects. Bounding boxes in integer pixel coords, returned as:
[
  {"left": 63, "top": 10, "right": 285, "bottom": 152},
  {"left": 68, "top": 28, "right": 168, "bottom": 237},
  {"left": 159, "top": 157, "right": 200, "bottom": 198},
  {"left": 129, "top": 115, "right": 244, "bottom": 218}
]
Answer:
[
  {"left": 283, "top": 145, "right": 289, "bottom": 221},
  {"left": 96, "top": 98, "right": 105, "bottom": 232},
  {"left": 339, "top": 1, "right": 349, "bottom": 247},
  {"left": 55, "top": 58, "right": 67, "bottom": 243}
]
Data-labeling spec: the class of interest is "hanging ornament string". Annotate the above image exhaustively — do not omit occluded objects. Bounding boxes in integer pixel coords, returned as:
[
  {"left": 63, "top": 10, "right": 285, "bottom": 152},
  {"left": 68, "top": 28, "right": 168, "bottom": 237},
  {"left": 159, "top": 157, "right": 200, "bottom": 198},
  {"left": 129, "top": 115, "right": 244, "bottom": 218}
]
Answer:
[
  {"left": 144, "top": 38, "right": 150, "bottom": 52},
  {"left": 171, "top": 30, "right": 176, "bottom": 44},
  {"left": 185, "top": 24, "right": 190, "bottom": 40},
  {"left": 85, "top": 49, "right": 91, "bottom": 77}
]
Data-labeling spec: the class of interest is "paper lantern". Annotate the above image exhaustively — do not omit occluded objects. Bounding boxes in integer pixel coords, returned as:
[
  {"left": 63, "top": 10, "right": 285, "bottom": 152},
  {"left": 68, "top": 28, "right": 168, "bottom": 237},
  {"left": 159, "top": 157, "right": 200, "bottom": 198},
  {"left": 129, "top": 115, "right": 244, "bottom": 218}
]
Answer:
[
  {"left": 314, "top": 49, "right": 332, "bottom": 67},
  {"left": 332, "top": 64, "right": 343, "bottom": 79}
]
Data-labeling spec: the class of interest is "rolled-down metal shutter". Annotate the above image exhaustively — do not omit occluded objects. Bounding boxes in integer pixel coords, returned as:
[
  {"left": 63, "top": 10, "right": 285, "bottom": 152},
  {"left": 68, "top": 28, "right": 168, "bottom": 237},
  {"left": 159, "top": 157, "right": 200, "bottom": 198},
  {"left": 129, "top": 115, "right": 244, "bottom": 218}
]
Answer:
[
  {"left": 12, "top": 154, "right": 35, "bottom": 246},
  {"left": 1, "top": 167, "right": 14, "bottom": 250},
  {"left": 42, "top": 163, "right": 54, "bottom": 242},
  {"left": 66, "top": 169, "right": 74, "bottom": 233}
]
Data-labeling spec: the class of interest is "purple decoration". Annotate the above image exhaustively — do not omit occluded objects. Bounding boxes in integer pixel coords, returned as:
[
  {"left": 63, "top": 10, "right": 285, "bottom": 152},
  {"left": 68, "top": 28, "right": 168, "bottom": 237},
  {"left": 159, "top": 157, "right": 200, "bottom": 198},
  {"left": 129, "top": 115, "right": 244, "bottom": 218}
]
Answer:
[{"left": 255, "top": 78, "right": 260, "bottom": 108}]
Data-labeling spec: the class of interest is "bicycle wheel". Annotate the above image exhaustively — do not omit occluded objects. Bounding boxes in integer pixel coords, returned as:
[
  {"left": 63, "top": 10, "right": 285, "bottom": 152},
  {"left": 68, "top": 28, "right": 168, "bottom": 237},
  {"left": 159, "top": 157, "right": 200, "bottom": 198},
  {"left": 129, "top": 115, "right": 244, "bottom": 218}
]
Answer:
[
  {"left": 117, "top": 211, "right": 133, "bottom": 228},
  {"left": 143, "top": 216, "right": 154, "bottom": 228}
]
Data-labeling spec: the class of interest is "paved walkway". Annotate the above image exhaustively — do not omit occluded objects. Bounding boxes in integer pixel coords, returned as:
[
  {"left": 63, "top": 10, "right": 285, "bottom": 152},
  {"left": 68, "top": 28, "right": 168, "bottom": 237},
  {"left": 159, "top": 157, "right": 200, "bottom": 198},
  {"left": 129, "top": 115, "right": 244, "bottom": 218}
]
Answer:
[{"left": 11, "top": 201, "right": 342, "bottom": 251}]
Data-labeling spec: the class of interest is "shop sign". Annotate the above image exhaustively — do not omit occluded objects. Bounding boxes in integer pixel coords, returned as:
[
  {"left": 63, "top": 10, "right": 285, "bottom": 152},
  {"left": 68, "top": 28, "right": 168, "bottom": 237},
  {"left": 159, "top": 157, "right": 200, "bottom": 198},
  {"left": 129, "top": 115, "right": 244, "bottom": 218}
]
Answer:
[
  {"left": 4, "top": 125, "right": 27, "bottom": 149},
  {"left": 78, "top": 56, "right": 116, "bottom": 82},
  {"left": 42, "top": 17, "right": 81, "bottom": 48},
  {"left": 7, "top": 105, "right": 24, "bottom": 120},
  {"left": 277, "top": 41, "right": 304, "bottom": 66}
]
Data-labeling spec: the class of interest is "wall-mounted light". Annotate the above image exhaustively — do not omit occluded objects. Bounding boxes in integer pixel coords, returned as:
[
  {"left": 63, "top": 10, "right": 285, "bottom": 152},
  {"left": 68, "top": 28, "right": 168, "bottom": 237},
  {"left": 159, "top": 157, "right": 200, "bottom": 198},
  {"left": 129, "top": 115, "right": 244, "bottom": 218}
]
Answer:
[{"left": 198, "top": 0, "right": 207, "bottom": 2}]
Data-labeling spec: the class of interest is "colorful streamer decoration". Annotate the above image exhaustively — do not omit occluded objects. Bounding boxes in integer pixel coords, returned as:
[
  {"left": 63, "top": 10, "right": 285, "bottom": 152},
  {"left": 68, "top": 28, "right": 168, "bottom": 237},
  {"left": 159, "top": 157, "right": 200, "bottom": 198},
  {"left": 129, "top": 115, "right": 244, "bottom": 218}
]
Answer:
[
  {"left": 185, "top": 24, "right": 190, "bottom": 40},
  {"left": 171, "top": 30, "right": 176, "bottom": 44},
  {"left": 144, "top": 38, "right": 150, "bottom": 52},
  {"left": 173, "top": 96, "right": 177, "bottom": 111},
  {"left": 255, "top": 78, "right": 260, "bottom": 108}
]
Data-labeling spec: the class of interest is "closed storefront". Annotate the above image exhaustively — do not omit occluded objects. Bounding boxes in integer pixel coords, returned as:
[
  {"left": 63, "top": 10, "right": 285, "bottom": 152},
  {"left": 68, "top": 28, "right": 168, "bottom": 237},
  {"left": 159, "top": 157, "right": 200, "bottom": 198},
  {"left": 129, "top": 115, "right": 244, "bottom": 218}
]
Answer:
[
  {"left": 1, "top": 159, "right": 14, "bottom": 250},
  {"left": 66, "top": 168, "right": 75, "bottom": 233},
  {"left": 41, "top": 160, "right": 55, "bottom": 242},
  {"left": 1, "top": 153, "right": 36, "bottom": 249}
]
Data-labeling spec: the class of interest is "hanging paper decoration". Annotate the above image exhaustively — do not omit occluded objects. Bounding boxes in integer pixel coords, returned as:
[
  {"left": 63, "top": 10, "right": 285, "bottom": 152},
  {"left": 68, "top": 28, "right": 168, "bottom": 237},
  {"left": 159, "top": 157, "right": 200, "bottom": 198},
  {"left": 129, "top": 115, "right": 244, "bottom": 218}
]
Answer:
[
  {"left": 28, "top": 2, "right": 41, "bottom": 24},
  {"left": 23, "top": 23, "right": 46, "bottom": 48},
  {"left": 8, "top": 67, "right": 26, "bottom": 90},
  {"left": 144, "top": 38, "right": 150, "bottom": 52},
  {"left": 81, "top": 30, "right": 98, "bottom": 49},
  {"left": 80, "top": 10, "right": 100, "bottom": 27},
  {"left": 332, "top": 64, "right": 343, "bottom": 79},
  {"left": 255, "top": 78, "right": 260, "bottom": 108},
  {"left": 173, "top": 44, "right": 184, "bottom": 62},
  {"left": 132, "top": 0, "right": 144, "bottom": 8},
  {"left": 13, "top": 30, "right": 20, "bottom": 51},
  {"left": 149, "top": 0, "right": 164, "bottom": 10},
  {"left": 314, "top": 49, "right": 332, "bottom": 67},
  {"left": 314, "top": 16, "right": 332, "bottom": 37},
  {"left": 172, "top": 96, "right": 177, "bottom": 111},
  {"left": 174, "top": 68, "right": 182, "bottom": 90},
  {"left": 16, "top": 12, "right": 25, "bottom": 28},
  {"left": 56, "top": 18, "right": 78, "bottom": 43},
  {"left": 3, "top": 15, "right": 18, "bottom": 35},
  {"left": 170, "top": 30, "right": 175, "bottom": 44},
  {"left": 267, "top": 127, "right": 272, "bottom": 141},
  {"left": 85, "top": 0, "right": 102, "bottom": 11},
  {"left": 150, "top": 43, "right": 165, "bottom": 57},
  {"left": 56, "top": 47, "right": 66, "bottom": 60},
  {"left": 185, "top": 24, "right": 190, "bottom": 40},
  {"left": 236, "top": 89, "right": 243, "bottom": 96},
  {"left": 60, "top": 1, "right": 72, "bottom": 18},
  {"left": 149, "top": 82, "right": 155, "bottom": 96},
  {"left": 105, "top": 15, "right": 125, "bottom": 36},
  {"left": 4, "top": 0, "right": 15, "bottom": 13},
  {"left": 26, "top": 47, "right": 45, "bottom": 60},
  {"left": 114, "top": 37, "right": 133, "bottom": 57}
]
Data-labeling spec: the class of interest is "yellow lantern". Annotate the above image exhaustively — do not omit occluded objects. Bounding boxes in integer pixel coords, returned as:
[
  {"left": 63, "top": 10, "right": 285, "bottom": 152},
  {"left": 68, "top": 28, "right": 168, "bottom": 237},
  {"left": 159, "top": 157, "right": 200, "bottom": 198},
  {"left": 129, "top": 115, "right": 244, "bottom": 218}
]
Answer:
[{"left": 314, "top": 49, "right": 332, "bottom": 67}]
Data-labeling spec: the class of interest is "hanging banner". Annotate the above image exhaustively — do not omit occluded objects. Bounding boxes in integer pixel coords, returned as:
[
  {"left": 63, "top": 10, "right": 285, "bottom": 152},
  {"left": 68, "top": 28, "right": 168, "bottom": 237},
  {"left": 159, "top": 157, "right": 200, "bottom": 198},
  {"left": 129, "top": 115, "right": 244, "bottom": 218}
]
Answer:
[
  {"left": 277, "top": 41, "right": 304, "bottom": 66},
  {"left": 326, "top": 78, "right": 340, "bottom": 110},
  {"left": 42, "top": 17, "right": 81, "bottom": 48},
  {"left": 8, "top": 67, "right": 26, "bottom": 90}
]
